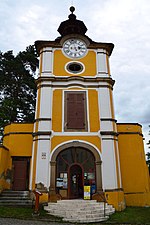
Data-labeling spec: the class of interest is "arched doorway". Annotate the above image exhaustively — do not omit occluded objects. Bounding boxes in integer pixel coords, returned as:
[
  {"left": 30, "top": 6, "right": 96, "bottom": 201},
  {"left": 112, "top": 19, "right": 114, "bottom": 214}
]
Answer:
[
  {"left": 49, "top": 141, "right": 102, "bottom": 201},
  {"left": 56, "top": 147, "right": 96, "bottom": 199}
]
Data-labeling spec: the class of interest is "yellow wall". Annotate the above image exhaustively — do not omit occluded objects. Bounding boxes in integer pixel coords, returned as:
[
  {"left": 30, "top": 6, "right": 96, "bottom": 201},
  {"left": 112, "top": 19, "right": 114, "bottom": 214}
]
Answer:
[
  {"left": 105, "top": 190, "right": 125, "bottom": 211},
  {"left": 52, "top": 89, "right": 62, "bottom": 132},
  {"left": 52, "top": 89, "right": 100, "bottom": 133},
  {"left": 3, "top": 123, "right": 33, "bottom": 156},
  {"left": 117, "top": 123, "right": 150, "bottom": 206},
  {"left": 53, "top": 50, "right": 96, "bottom": 76},
  {"left": 0, "top": 123, "right": 34, "bottom": 191},
  {"left": 0, "top": 146, "right": 11, "bottom": 191},
  {"left": 51, "top": 136, "right": 101, "bottom": 153},
  {"left": 88, "top": 90, "right": 100, "bottom": 132}
]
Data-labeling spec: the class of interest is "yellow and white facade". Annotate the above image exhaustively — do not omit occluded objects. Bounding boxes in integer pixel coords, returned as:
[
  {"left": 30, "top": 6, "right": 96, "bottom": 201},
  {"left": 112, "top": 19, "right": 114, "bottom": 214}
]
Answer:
[{"left": 0, "top": 8, "right": 150, "bottom": 210}]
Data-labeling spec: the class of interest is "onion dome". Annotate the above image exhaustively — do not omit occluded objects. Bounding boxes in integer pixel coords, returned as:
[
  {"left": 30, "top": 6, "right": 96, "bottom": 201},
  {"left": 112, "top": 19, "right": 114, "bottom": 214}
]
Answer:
[{"left": 57, "top": 6, "right": 87, "bottom": 37}]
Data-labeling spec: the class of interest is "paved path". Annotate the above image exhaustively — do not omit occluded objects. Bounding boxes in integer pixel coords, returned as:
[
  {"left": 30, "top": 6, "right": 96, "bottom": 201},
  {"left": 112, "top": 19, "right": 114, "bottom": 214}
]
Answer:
[{"left": 0, "top": 218, "right": 75, "bottom": 225}]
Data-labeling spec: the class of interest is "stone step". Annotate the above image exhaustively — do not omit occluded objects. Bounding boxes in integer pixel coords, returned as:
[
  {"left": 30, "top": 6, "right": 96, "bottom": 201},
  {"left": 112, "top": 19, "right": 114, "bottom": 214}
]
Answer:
[
  {"left": 46, "top": 200, "right": 108, "bottom": 206},
  {"left": 44, "top": 199, "right": 115, "bottom": 223},
  {"left": 46, "top": 207, "right": 114, "bottom": 214},
  {"left": 0, "top": 196, "right": 31, "bottom": 200},
  {"left": 0, "top": 199, "right": 32, "bottom": 203},
  {"left": 47, "top": 210, "right": 113, "bottom": 218},
  {"left": 0, "top": 202, "right": 33, "bottom": 206},
  {"left": 0, "top": 190, "right": 33, "bottom": 206},
  {"left": 57, "top": 199, "right": 98, "bottom": 203},
  {"left": 50, "top": 204, "right": 107, "bottom": 209},
  {"left": 1, "top": 190, "right": 29, "bottom": 197},
  {"left": 63, "top": 216, "right": 109, "bottom": 223},
  {"left": 45, "top": 204, "right": 113, "bottom": 212}
]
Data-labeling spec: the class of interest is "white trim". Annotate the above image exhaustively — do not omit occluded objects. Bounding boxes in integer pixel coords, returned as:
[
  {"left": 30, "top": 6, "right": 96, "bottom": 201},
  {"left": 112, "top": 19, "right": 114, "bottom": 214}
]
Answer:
[
  {"left": 52, "top": 132, "right": 100, "bottom": 136},
  {"left": 49, "top": 139, "right": 102, "bottom": 162},
  {"left": 41, "top": 47, "right": 53, "bottom": 74},
  {"left": 37, "top": 80, "right": 112, "bottom": 88},
  {"left": 62, "top": 90, "right": 65, "bottom": 132},
  {"left": 97, "top": 87, "right": 112, "bottom": 119},
  {"left": 49, "top": 87, "right": 53, "bottom": 131},
  {"left": 101, "top": 139, "right": 118, "bottom": 190},
  {"left": 39, "top": 74, "right": 109, "bottom": 78},
  {"left": 86, "top": 90, "right": 90, "bottom": 132},
  {"left": 35, "top": 139, "right": 51, "bottom": 189},
  {"left": 115, "top": 141, "right": 122, "bottom": 188},
  {"left": 96, "top": 49, "right": 108, "bottom": 76},
  {"left": 60, "top": 86, "right": 86, "bottom": 90},
  {"left": 97, "top": 89, "right": 101, "bottom": 128},
  {"left": 29, "top": 141, "right": 35, "bottom": 190},
  {"left": 51, "top": 48, "right": 54, "bottom": 75}
]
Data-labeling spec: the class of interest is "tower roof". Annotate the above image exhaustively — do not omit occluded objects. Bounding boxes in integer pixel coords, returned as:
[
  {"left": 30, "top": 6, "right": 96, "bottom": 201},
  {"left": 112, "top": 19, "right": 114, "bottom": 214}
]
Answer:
[
  {"left": 57, "top": 6, "right": 87, "bottom": 37},
  {"left": 35, "top": 6, "right": 114, "bottom": 56}
]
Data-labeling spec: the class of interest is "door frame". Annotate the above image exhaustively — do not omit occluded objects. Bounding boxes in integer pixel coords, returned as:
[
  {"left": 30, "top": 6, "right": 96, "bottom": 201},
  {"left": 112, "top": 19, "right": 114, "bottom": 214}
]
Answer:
[{"left": 12, "top": 157, "right": 30, "bottom": 191}]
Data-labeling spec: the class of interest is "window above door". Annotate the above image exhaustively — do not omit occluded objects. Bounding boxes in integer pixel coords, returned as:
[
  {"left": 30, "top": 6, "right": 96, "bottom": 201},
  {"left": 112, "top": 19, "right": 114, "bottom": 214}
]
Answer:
[{"left": 64, "top": 91, "right": 88, "bottom": 131}]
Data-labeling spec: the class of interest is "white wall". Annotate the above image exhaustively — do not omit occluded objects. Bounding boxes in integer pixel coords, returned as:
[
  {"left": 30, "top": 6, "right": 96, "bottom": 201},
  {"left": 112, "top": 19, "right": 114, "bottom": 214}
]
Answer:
[{"left": 35, "top": 139, "right": 51, "bottom": 188}]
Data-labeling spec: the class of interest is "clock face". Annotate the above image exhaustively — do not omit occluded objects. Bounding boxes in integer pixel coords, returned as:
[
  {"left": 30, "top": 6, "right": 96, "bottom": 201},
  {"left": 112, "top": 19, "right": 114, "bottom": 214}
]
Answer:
[{"left": 63, "top": 38, "right": 87, "bottom": 58}]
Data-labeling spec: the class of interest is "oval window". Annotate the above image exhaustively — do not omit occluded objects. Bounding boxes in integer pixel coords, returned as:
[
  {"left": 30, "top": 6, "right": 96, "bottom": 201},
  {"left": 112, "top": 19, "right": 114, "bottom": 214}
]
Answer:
[{"left": 66, "top": 62, "right": 84, "bottom": 74}]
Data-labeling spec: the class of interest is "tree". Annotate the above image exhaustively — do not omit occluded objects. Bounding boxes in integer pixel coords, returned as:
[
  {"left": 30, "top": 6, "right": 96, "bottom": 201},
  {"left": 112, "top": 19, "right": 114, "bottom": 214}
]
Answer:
[
  {"left": 147, "top": 128, "right": 150, "bottom": 174},
  {"left": 146, "top": 152, "right": 150, "bottom": 174},
  {"left": 0, "top": 45, "right": 39, "bottom": 132}
]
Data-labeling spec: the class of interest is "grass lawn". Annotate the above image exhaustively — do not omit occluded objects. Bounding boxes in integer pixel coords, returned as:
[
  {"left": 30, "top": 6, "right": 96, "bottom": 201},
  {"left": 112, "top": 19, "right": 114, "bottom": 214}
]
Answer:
[
  {"left": 0, "top": 206, "right": 62, "bottom": 221},
  {"left": 107, "top": 207, "right": 150, "bottom": 224},
  {"left": 0, "top": 206, "right": 150, "bottom": 224}
]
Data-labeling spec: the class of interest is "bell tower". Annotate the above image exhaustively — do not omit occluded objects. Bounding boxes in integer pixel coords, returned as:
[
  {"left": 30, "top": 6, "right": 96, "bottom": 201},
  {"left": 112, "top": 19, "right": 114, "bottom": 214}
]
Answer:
[{"left": 29, "top": 7, "right": 125, "bottom": 209}]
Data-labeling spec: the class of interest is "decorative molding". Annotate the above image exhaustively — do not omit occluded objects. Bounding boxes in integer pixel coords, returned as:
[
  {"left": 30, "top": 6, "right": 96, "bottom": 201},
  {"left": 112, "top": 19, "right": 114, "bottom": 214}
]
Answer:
[
  {"left": 53, "top": 131, "right": 99, "bottom": 136},
  {"left": 37, "top": 83, "right": 113, "bottom": 90},
  {"left": 34, "top": 118, "right": 51, "bottom": 122},
  {"left": 41, "top": 71, "right": 52, "bottom": 74},
  {"left": 124, "top": 192, "right": 145, "bottom": 195},
  {"left": 32, "top": 131, "right": 52, "bottom": 137},
  {"left": 33, "top": 138, "right": 51, "bottom": 141},
  {"left": 3, "top": 132, "right": 33, "bottom": 137},
  {"left": 98, "top": 72, "right": 109, "bottom": 74},
  {"left": 100, "top": 131, "right": 118, "bottom": 136},
  {"left": 36, "top": 76, "right": 115, "bottom": 85},
  {"left": 105, "top": 188, "right": 123, "bottom": 192},
  {"left": 102, "top": 138, "right": 118, "bottom": 141},
  {"left": 118, "top": 132, "right": 143, "bottom": 137},
  {"left": 0, "top": 144, "right": 9, "bottom": 151},
  {"left": 117, "top": 122, "right": 142, "bottom": 127},
  {"left": 40, "top": 49, "right": 53, "bottom": 54},
  {"left": 50, "top": 140, "right": 101, "bottom": 162},
  {"left": 101, "top": 118, "right": 117, "bottom": 122},
  {"left": 35, "top": 40, "right": 114, "bottom": 56}
]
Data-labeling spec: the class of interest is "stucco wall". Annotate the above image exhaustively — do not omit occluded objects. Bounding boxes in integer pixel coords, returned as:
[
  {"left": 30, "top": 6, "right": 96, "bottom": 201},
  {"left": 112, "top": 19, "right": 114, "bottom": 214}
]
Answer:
[{"left": 117, "top": 123, "right": 150, "bottom": 206}]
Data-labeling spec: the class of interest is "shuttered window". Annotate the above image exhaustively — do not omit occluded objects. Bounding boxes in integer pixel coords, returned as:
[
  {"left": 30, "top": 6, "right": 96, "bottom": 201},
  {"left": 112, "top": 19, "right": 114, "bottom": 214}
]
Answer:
[{"left": 64, "top": 92, "right": 87, "bottom": 131}]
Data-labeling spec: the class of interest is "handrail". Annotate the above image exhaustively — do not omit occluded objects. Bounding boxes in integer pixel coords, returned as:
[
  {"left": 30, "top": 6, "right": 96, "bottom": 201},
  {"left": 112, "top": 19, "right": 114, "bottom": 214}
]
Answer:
[{"left": 92, "top": 191, "right": 107, "bottom": 217}]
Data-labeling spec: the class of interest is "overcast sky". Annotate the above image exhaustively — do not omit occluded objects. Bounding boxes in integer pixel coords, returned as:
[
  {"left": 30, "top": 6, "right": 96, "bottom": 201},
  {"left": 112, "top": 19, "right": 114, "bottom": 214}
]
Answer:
[{"left": 0, "top": 0, "right": 150, "bottom": 153}]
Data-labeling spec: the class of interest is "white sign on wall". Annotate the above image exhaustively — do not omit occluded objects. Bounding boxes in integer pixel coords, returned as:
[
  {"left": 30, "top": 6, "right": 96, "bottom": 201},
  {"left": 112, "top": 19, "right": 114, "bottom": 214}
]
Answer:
[{"left": 41, "top": 152, "right": 46, "bottom": 159}]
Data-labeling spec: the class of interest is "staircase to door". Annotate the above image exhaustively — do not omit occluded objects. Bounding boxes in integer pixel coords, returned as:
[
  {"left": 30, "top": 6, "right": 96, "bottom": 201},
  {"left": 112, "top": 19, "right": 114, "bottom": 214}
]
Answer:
[
  {"left": 0, "top": 190, "right": 33, "bottom": 206},
  {"left": 44, "top": 200, "right": 115, "bottom": 223}
]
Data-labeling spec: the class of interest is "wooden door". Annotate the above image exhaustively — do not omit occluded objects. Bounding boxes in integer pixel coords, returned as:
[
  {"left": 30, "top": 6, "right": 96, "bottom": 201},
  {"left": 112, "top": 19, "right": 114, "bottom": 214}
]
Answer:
[
  {"left": 12, "top": 160, "right": 28, "bottom": 191},
  {"left": 69, "top": 164, "right": 83, "bottom": 199},
  {"left": 64, "top": 92, "right": 87, "bottom": 131}
]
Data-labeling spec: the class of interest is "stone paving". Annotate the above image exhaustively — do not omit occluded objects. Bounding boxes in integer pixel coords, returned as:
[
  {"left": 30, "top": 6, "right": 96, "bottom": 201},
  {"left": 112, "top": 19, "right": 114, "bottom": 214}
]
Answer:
[{"left": 0, "top": 218, "right": 75, "bottom": 225}]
